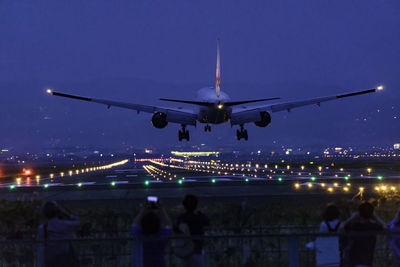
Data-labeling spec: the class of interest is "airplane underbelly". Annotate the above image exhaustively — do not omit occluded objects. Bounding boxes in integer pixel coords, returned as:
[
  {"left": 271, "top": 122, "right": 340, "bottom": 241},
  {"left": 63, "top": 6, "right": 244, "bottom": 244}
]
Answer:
[{"left": 198, "top": 108, "right": 231, "bottom": 124}]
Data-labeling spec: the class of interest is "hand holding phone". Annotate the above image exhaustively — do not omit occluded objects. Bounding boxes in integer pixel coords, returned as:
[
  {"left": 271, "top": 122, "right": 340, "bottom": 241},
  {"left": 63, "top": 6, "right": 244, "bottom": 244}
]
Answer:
[{"left": 147, "top": 196, "right": 159, "bottom": 209}]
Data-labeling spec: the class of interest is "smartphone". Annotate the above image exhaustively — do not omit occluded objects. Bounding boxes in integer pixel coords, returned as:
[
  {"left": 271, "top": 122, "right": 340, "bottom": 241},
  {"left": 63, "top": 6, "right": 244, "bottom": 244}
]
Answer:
[{"left": 147, "top": 196, "right": 158, "bottom": 203}]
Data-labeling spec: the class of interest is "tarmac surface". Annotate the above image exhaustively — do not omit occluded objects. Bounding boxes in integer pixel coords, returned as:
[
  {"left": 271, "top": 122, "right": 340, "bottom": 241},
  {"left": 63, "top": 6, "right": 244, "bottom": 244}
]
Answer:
[{"left": 1, "top": 158, "right": 397, "bottom": 203}]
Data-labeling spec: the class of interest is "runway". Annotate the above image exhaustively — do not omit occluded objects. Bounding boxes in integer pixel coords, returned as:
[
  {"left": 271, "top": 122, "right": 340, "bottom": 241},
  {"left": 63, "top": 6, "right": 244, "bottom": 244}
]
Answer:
[{"left": 1, "top": 157, "right": 398, "bottom": 202}]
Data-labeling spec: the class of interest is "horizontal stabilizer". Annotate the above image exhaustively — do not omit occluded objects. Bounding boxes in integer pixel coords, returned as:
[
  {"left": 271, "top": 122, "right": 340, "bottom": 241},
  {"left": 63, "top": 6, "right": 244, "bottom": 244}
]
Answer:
[
  {"left": 225, "top": 97, "right": 280, "bottom": 106},
  {"left": 159, "top": 98, "right": 211, "bottom": 106}
]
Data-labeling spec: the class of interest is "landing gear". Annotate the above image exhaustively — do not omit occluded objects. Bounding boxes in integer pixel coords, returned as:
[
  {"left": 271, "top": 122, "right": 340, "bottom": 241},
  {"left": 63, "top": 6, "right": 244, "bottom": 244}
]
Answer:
[
  {"left": 236, "top": 124, "right": 248, "bottom": 141},
  {"left": 178, "top": 125, "right": 190, "bottom": 141},
  {"left": 204, "top": 125, "right": 211, "bottom": 132}
]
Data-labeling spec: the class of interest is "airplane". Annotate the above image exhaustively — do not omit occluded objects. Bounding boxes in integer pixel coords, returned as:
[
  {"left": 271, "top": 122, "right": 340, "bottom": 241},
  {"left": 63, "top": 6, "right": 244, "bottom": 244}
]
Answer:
[{"left": 46, "top": 40, "right": 383, "bottom": 141}]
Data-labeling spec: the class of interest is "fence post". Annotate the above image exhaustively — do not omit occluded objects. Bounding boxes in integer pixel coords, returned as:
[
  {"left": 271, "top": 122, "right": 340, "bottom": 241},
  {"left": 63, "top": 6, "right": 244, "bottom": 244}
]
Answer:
[{"left": 288, "top": 236, "right": 299, "bottom": 267}]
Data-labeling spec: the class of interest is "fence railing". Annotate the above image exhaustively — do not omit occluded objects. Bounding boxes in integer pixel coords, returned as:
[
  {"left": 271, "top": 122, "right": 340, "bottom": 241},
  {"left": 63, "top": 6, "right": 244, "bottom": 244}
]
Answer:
[{"left": 0, "top": 232, "right": 398, "bottom": 267}]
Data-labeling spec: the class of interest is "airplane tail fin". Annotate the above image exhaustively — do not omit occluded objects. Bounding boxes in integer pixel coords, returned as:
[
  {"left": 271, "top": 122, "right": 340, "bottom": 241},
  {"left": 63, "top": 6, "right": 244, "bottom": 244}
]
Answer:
[{"left": 216, "top": 39, "right": 221, "bottom": 97}]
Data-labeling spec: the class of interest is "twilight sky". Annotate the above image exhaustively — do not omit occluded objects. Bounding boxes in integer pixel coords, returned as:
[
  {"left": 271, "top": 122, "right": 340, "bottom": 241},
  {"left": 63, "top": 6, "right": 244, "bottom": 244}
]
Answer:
[{"left": 0, "top": 0, "right": 399, "bottom": 151}]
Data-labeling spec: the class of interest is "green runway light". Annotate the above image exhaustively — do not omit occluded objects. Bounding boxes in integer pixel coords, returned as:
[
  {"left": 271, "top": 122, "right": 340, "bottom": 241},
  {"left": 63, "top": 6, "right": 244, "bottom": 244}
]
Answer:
[
  {"left": 344, "top": 176, "right": 349, "bottom": 181},
  {"left": 9, "top": 185, "right": 15, "bottom": 190},
  {"left": 278, "top": 177, "right": 283, "bottom": 182},
  {"left": 245, "top": 178, "right": 249, "bottom": 182},
  {"left": 44, "top": 184, "right": 49, "bottom": 188},
  {"left": 77, "top": 183, "right": 82, "bottom": 187},
  {"left": 211, "top": 179, "right": 216, "bottom": 183},
  {"left": 111, "top": 181, "right": 116, "bottom": 186},
  {"left": 377, "top": 176, "right": 383, "bottom": 180},
  {"left": 144, "top": 180, "right": 150, "bottom": 186},
  {"left": 178, "top": 180, "right": 183, "bottom": 185},
  {"left": 311, "top": 177, "right": 316, "bottom": 181}
]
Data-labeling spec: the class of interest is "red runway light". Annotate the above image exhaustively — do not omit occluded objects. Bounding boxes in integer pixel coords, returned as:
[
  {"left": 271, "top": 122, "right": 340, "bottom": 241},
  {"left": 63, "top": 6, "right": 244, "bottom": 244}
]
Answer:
[{"left": 22, "top": 169, "right": 33, "bottom": 176}]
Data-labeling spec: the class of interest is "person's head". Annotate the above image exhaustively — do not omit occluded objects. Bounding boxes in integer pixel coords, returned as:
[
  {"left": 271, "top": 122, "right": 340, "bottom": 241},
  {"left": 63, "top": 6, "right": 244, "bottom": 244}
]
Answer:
[
  {"left": 358, "top": 201, "right": 374, "bottom": 219},
  {"left": 324, "top": 203, "right": 340, "bottom": 221},
  {"left": 140, "top": 212, "right": 161, "bottom": 235},
  {"left": 182, "top": 194, "right": 198, "bottom": 213},
  {"left": 43, "top": 201, "right": 58, "bottom": 219}
]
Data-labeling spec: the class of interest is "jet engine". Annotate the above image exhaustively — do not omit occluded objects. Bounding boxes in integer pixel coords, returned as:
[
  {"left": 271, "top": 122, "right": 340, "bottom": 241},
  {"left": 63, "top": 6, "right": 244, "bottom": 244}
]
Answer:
[
  {"left": 151, "top": 112, "right": 168, "bottom": 128},
  {"left": 254, "top": 111, "right": 271, "bottom": 127}
]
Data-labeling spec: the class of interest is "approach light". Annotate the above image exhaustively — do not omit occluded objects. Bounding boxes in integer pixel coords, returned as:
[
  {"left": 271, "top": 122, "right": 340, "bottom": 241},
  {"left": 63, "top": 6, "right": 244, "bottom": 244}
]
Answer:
[{"left": 376, "top": 85, "right": 384, "bottom": 91}]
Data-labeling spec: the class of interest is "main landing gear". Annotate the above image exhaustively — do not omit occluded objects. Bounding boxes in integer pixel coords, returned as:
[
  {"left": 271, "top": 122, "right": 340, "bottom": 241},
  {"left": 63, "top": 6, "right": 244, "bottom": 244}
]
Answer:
[
  {"left": 204, "top": 125, "right": 211, "bottom": 132},
  {"left": 236, "top": 124, "right": 248, "bottom": 141},
  {"left": 178, "top": 125, "right": 190, "bottom": 141}
]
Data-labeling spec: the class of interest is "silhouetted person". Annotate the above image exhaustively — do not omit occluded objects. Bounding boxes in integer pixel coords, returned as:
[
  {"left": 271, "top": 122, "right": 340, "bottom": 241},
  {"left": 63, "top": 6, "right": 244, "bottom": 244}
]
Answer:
[
  {"left": 389, "top": 208, "right": 400, "bottom": 266},
  {"left": 175, "top": 194, "right": 210, "bottom": 267},
  {"left": 316, "top": 203, "right": 341, "bottom": 267},
  {"left": 131, "top": 199, "right": 171, "bottom": 267},
  {"left": 36, "top": 201, "right": 80, "bottom": 267},
  {"left": 320, "top": 203, "right": 341, "bottom": 233},
  {"left": 342, "top": 201, "right": 385, "bottom": 267}
]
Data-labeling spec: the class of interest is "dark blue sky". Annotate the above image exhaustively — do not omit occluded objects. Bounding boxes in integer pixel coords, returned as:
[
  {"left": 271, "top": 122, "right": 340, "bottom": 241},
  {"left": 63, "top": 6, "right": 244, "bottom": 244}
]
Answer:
[{"left": 0, "top": 1, "right": 399, "bottom": 151}]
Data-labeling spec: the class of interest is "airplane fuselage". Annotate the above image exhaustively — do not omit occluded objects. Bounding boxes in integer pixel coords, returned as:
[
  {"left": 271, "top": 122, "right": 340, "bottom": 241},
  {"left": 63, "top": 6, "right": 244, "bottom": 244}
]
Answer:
[{"left": 196, "top": 87, "right": 232, "bottom": 124}]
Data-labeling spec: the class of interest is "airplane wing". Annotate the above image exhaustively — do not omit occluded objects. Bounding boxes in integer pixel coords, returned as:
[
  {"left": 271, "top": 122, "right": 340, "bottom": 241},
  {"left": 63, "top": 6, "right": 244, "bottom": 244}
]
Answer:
[
  {"left": 231, "top": 87, "right": 382, "bottom": 126},
  {"left": 47, "top": 90, "right": 197, "bottom": 126}
]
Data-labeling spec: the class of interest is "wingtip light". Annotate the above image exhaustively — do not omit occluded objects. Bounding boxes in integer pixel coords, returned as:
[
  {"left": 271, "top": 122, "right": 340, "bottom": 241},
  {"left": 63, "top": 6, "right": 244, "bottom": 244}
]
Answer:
[
  {"left": 376, "top": 85, "right": 384, "bottom": 91},
  {"left": 46, "top": 89, "right": 52, "bottom": 94}
]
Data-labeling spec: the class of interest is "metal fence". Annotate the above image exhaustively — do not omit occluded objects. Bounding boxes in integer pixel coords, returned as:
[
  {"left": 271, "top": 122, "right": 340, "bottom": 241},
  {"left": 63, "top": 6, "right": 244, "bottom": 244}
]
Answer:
[{"left": 0, "top": 232, "right": 398, "bottom": 267}]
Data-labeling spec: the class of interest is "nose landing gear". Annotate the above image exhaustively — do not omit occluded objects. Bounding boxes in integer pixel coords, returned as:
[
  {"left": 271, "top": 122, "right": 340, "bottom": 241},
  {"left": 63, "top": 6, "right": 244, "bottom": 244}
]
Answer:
[
  {"left": 178, "top": 125, "right": 190, "bottom": 141},
  {"left": 204, "top": 125, "right": 211, "bottom": 132},
  {"left": 236, "top": 124, "right": 248, "bottom": 141}
]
